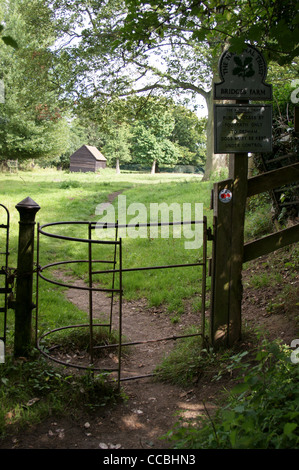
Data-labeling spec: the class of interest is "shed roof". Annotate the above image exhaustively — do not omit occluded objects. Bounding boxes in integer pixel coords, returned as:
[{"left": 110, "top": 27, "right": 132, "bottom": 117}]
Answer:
[{"left": 72, "top": 145, "right": 107, "bottom": 161}]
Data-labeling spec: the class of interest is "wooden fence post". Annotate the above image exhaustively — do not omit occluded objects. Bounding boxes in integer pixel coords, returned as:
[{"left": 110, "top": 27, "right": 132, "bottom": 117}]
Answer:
[
  {"left": 210, "top": 178, "right": 234, "bottom": 347},
  {"left": 210, "top": 155, "right": 248, "bottom": 348},
  {"left": 228, "top": 153, "right": 248, "bottom": 346}
]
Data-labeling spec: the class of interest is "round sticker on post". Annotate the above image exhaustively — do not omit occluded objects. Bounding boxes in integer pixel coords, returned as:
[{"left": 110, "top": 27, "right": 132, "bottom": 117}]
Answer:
[{"left": 219, "top": 189, "right": 232, "bottom": 203}]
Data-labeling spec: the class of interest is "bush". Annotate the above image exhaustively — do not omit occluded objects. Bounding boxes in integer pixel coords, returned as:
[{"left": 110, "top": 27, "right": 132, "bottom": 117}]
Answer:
[{"left": 166, "top": 339, "right": 299, "bottom": 449}]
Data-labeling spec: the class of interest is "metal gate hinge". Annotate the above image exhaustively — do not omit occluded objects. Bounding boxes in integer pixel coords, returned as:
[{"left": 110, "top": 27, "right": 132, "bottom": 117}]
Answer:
[
  {"left": 207, "top": 227, "right": 214, "bottom": 241},
  {"left": 210, "top": 189, "right": 214, "bottom": 210}
]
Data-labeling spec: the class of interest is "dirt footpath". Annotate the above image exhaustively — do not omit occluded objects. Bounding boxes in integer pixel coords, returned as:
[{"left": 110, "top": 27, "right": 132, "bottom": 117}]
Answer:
[{"left": 1, "top": 251, "right": 298, "bottom": 450}]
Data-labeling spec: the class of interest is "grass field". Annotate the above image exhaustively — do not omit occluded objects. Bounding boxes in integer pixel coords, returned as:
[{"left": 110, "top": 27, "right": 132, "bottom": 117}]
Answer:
[
  {"left": 2, "top": 167, "right": 295, "bottom": 444},
  {"left": 0, "top": 168, "right": 215, "bottom": 342}
]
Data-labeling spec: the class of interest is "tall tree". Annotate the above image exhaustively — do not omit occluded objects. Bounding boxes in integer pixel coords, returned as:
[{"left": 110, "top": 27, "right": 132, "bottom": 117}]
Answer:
[
  {"left": 0, "top": 0, "right": 69, "bottom": 163},
  {"left": 51, "top": 0, "right": 224, "bottom": 177},
  {"left": 130, "top": 100, "right": 181, "bottom": 173},
  {"left": 103, "top": 123, "right": 132, "bottom": 173},
  {"left": 131, "top": 123, "right": 180, "bottom": 173},
  {"left": 120, "top": 0, "right": 298, "bottom": 65},
  {"left": 117, "top": 0, "right": 299, "bottom": 177},
  {"left": 54, "top": 0, "right": 298, "bottom": 178},
  {"left": 170, "top": 105, "right": 207, "bottom": 167}
]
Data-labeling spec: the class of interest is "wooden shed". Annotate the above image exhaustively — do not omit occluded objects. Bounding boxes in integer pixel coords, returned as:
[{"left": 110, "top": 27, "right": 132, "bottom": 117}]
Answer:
[{"left": 69, "top": 145, "right": 107, "bottom": 172}]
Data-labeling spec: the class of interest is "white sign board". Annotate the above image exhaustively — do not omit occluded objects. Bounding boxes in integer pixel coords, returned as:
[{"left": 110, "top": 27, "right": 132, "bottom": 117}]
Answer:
[
  {"left": 214, "top": 104, "right": 272, "bottom": 154},
  {"left": 214, "top": 45, "right": 272, "bottom": 100}
]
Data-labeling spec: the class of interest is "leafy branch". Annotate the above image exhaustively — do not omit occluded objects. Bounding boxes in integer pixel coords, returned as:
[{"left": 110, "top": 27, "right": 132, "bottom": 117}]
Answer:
[
  {"left": 232, "top": 56, "right": 255, "bottom": 80},
  {"left": 0, "top": 24, "right": 18, "bottom": 49}
]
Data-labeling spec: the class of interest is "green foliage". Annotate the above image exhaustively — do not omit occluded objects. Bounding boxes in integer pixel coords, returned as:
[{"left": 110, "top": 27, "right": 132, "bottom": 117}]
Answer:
[
  {"left": 0, "top": 23, "right": 18, "bottom": 48},
  {"left": 130, "top": 101, "right": 182, "bottom": 168},
  {"left": 166, "top": 339, "right": 299, "bottom": 449},
  {"left": 245, "top": 195, "right": 274, "bottom": 241},
  {"left": 103, "top": 123, "right": 132, "bottom": 168},
  {"left": 170, "top": 106, "right": 207, "bottom": 166},
  {"left": 131, "top": 124, "right": 163, "bottom": 165},
  {"left": 50, "top": 1, "right": 215, "bottom": 173},
  {"left": 0, "top": 0, "right": 69, "bottom": 162},
  {"left": 122, "top": 0, "right": 299, "bottom": 66},
  {"left": 0, "top": 354, "right": 117, "bottom": 436},
  {"left": 155, "top": 328, "right": 205, "bottom": 385},
  {"left": 253, "top": 77, "right": 299, "bottom": 222}
]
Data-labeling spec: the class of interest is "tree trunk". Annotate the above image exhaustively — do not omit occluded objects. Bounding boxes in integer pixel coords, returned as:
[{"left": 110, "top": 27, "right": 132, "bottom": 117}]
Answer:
[
  {"left": 151, "top": 159, "right": 156, "bottom": 174},
  {"left": 116, "top": 158, "right": 120, "bottom": 174},
  {"left": 202, "top": 90, "right": 228, "bottom": 181}
]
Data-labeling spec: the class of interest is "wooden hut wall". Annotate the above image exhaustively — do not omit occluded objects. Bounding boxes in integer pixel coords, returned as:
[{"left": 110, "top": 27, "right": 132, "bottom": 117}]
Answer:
[
  {"left": 70, "top": 149, "right": 96, "bottom": 172},
  {"left": 70, "top": 146, "right": 107, "bottom": 172},
  {"left": 95, "top": 161, "right": 106, "bottom": 170}
]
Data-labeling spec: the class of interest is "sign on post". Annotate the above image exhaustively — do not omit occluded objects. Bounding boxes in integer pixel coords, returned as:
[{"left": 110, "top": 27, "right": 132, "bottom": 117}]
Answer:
[
  {"left": 214, "top": 45, "right": 272, "bottom": 101},
  {"left": 214, "top": 44, "right": 273, "bottom": 156},
  {"left": 211, "top": 44, "right": 273, "bottom": 348},
  {"left": 214, "top": 104, "right": 272, "bottom": 154},
  {"left": 219, "top": 188, "right": 232, "bottom": 203}
]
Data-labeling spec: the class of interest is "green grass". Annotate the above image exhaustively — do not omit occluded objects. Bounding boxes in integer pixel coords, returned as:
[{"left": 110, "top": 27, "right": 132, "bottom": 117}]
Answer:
[
  {"left": 1, "top": 166, "right": 289, "bottom": 440},
  {"left": 1, "top": 168, "right": 212, "bottom": 333},
  {"left": 0, "top": 167, "right": 279, "bottom": 358},
  {"left": 0, "top": 167, "right": 211, "bottom": 435},
  {"left": 154, "top": 326, "right": 207, "bottom": 385},
  {"left": 244, "top": 194, "right": 273, "bottom": 241},
  {"left": 165, "top": 339, "right": 299, "bottom": 449},
  {"left": 0, "top": 353, "right": 118, "bottom": 435}
]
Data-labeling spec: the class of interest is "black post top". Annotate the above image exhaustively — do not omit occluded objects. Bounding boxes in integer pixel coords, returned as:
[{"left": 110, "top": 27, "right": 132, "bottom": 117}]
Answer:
[{"left": 15, "top": 197, "right": 40, "bottom": 218}]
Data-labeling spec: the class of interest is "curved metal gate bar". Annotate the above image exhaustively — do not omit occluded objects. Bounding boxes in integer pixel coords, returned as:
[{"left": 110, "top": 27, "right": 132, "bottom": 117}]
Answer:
[
  {"left": 0, "top": 204, "right": 10, "bottom": 348},
  {"left": 36, "top": 217, "right": 207, "bottom": 388},
  {"left": 35, "top": 220, "right": 123, "bottom": 385}
]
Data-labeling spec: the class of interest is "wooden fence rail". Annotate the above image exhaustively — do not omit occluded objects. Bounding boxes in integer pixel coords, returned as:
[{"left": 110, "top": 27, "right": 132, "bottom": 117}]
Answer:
[
  {"left": 210, "top": 156, "right": 299, "bottom": 348},
  {"left": 244, "top": 224, "right": 299, "bottom": 263},
  {"left": 247, "top": 162, "right": 299, "bottom": 197}
]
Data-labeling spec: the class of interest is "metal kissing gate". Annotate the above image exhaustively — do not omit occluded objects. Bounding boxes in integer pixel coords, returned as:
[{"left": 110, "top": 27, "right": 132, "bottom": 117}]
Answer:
[{"left": 35, "top": 217, "right": 208, "bottom": 387}]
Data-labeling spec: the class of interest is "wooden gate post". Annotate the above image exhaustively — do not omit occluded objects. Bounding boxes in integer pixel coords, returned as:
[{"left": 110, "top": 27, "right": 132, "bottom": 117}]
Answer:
[
  {"left": 211, "top": 44, "right": 273, "bottom": 349},
  {"left": 14, "top": 197, "right": 40, "bottom": 357},
  {"left": 228, "top": 153, "right": 248, "bottom": 345},
  {"left": 210, "top": 156, "right": 248, "bottom": 348},
  {"left": 210, "top": 179, "right": 234, "bottom": 347}
]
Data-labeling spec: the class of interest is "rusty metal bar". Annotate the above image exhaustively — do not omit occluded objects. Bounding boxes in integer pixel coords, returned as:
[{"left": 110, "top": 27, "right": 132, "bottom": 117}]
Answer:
[
  {"left": 119, "top": 374, "right": 155, "bottom": 382},
  {"left": 109, "top": 222, "right": 118, "bottom": 333},
  {"left": 92, "top": 262, "right": 204, "bottom": 275},
  {"left": 36, "top": 323, "right": 119, "bottom": 372},
  {"left": 94, "top": 332, "right": 202, "bottom": 349},
  {"left": 41, "top": 259, "right": 115, "bottom": 267},
  {"left": 118, "top": 237, "right": 123, "bottom": 389},
  {"left": 36, "top": 217, "right": 208, "bottom": 385},
  {"left": 88, "top": 223, "right": 94, "bottom": 365},
  {"left": 39, "top": 258, "right": 204, "bottom": 276},
  {"left": 39, "top": 221, "right": 120, "bottom": 245},
  {"left": 0, "top": 204, "right": 10, "bottom": 345},
  {"left": 35, "top": 223, "right": 40, "bottom": 346},
  {"left": 201, "top": 216, "right": 207, "bottom": 343},
  {"left": 37, "top": 271, "right": 121, "bottom": 293},
  {"left": 91, "top": 219, "right": 204, "bottom": 229}
]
